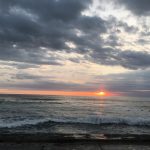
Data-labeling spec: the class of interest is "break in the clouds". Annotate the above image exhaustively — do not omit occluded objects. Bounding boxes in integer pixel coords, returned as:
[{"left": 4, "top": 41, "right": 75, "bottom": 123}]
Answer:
[{"left": 0, "top": 0, "right": 150, "bottom": 96}]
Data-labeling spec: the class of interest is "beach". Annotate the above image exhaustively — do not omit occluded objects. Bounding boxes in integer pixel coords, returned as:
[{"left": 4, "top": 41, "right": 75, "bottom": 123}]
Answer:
[{"left": 0, "top": 133, "right": 150, "bottom": 150}]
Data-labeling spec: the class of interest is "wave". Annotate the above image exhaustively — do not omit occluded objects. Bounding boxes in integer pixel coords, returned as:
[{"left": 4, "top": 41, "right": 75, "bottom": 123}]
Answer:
[
  {"left": 0, "top": 116, "right": 150, "bottom": 128},
  {"left": 48, "top": 116, "right": 150, "bottom": 126},
  {"left": 0, "top": 118, "right": 50, "bottom": 128}
]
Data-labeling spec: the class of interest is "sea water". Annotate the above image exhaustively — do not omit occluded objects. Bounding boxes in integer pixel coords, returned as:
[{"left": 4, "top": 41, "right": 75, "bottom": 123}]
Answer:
[{"left": 0, "top": 94, "right": 150, "bottom": 135}]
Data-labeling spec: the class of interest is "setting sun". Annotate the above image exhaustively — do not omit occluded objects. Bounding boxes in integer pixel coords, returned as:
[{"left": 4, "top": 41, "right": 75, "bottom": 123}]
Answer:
[{"left": 96, "top": 91, "right": 106, "bottom": 96}]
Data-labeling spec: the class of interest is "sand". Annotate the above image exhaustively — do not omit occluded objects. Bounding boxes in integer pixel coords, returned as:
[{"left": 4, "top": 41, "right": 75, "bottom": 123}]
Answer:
[{"left": 0, "top": 133, "right": 150, "bottom": 150}]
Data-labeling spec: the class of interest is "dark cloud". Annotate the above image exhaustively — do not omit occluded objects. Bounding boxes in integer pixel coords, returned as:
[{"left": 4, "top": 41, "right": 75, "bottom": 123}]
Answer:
[
  {"left": 75, "top": 16, "right": 106, "bottom": 33},
  {"left": 0, "top": 0, "right": 108, "bottom": 68},
  {"left": 107, "top": 16, "right": 139, "bottom": 34},
  {"left": 14, "top": 73, "right": 43, "bottom": 80},
  {"left": 1, "top": 80, "right": 96, "bottom": 92},
  {"left": 0, "top": 46, "right": 63, "bottom": 66},
  {"left": 0, "top": 0, "right": 93, "bottom": 65},
  {"left": 12, "top": 63, "right": 39, "bottom": 69},
  {"left": 0, "top": 61, "right": 39, "bottom": 69},
  {"left": 137, "top": 39, "right": 150, "bottom": 45},
  {"left": 104, "top": 34, "right": 122, "bottom": 47},
  {"left": 10, "top": 72, "right": 55, "bottom": 80},
  {"left": 117, "top": 0, "right": 150, "bottom": 16},
  {"left": 118, "top": 50, "right": 150, "bottom": 70},
  {"left": 89, "top": 49, "right": 150, "bottom": 70},
  {"left": 117, "top": 22, "right": 138, "bottom": 33},
  {"left": 0, "top": 0, "right": 91, "bottom": 22},
  {"left": 141, "top": 31, "right": 150, "bottom": 37},
  {"left": 0, "top": 0, "right": 150, "bottom": 71}
]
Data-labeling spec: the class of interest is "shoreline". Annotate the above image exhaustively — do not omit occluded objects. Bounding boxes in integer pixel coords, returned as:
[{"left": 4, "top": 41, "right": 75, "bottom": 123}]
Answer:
[{"left": 0, "top": 133, "right": 150, "bottom": 144}]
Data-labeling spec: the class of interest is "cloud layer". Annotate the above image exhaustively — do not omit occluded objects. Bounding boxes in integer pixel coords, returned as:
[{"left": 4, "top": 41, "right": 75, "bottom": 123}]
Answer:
[
  {"left": 117, "top": 0, "right": 150, "bottom": 16},
  {"left": 0, "top": 0, "right": 150, "bottom": 96},
  {"left": 0, "top": 0, "right": 150, "bottom": 69}
]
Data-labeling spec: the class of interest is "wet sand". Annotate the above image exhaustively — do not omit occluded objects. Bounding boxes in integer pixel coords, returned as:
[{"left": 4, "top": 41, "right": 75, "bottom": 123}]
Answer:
[{"left": 0, "top": 133, "right": 150, "bottom": 150}]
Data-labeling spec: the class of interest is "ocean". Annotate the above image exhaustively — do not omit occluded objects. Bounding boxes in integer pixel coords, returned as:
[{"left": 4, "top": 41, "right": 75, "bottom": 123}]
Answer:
[{"left": 0, "top": 94, "right": 150, "bottom": 135}]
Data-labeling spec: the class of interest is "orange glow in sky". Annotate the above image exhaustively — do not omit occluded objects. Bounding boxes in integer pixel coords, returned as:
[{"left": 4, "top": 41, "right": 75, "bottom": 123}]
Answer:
[
  {"left": 0, "top": 89, "right": 120, "bottom": 97},
  {"left": 0, "top": 89, "right": 96, "bottom": 96}
]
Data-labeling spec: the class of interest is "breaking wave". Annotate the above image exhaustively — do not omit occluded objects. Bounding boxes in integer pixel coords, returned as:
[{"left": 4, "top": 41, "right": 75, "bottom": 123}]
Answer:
[{"left": 0, "top": 116, "right": 150, "bottom": 128}]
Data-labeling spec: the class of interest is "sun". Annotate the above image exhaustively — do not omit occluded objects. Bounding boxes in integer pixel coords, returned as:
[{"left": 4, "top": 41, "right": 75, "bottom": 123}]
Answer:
[{"left": 96, "top": 91, "right": 106, "bottom": 96}]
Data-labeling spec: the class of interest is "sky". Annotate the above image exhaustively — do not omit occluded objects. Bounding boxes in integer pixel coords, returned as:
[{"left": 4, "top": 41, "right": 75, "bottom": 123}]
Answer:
[{"left": 0, "top": 0, "right": 150, "bottom": 96}]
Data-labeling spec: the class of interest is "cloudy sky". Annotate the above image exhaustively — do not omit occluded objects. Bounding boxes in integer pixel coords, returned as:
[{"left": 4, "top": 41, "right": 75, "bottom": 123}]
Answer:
[{"left": 0, "top": 0, "right": 150, "bottom": 96}]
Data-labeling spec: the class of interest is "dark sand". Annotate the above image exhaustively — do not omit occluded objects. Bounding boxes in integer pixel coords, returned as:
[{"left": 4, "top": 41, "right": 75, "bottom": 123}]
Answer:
[{"left": 0, "top": 133, "right": 150, "bottom": 150}]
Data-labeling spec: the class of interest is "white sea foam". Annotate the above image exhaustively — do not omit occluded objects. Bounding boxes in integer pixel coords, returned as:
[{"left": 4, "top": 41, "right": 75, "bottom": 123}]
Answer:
[
  {"left": 0, "top": 118, "right": 50, "bottom": 128},
  {"left": 49, "top": 116, "right": 150, "bottom": 126},
  {"left": 0, "top": 116, "right": 150, "bottom": 128},
  {"left": 0, "top": 95, "right": 150, "bottom": 129}
]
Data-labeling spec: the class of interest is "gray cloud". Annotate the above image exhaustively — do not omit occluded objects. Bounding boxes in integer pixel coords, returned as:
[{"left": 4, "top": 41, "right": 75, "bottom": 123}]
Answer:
[
  {"left": 0, "top": 0, "right": 107, "bottom": 67},
  {"left": 107, "top": 16, "right": 139, "bottom": 34},
  {"left": 117, "top": 0, "right": 150, "bottom": 16},
  {"left": 0, "top": 61, "right": 39, "bottom": 69},
  {"left": 11, "top": 63, "right": 39, "bottom": 69},
  {"left": 0, "top": 46, "right": 63, "bottom": 66},
  {"left": 0, "top": 0, "right": 93, "bottom": 65},
  {"left": 0, "top": 0, "right": 150, "bottom": 71},
  {"left": 88, "top": 48, "right": 150, "bottom": 70},
  {"left": 14, "top": 73, "right": 43, "bottom": 80},
  {"left": 104, "top": 34, "right": 122, "bottom": 47},
  {"left": 1, "top": 80, "right": 96, "bottom": 92},
  {"left": 118, "top": 50, "right": 150, "bottom": 70}
]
